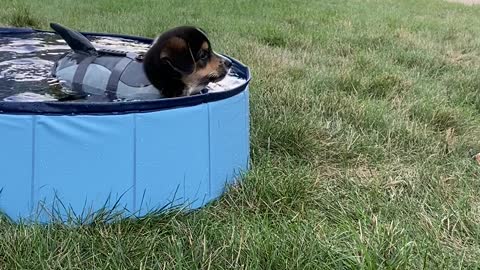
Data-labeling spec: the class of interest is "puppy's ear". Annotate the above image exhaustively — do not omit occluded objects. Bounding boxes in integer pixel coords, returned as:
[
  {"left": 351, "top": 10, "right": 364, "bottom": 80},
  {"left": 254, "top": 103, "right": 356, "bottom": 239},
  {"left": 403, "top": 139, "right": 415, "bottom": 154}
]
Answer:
[{"left": 160, "top": 36, "right": 195, "bottom": 74}]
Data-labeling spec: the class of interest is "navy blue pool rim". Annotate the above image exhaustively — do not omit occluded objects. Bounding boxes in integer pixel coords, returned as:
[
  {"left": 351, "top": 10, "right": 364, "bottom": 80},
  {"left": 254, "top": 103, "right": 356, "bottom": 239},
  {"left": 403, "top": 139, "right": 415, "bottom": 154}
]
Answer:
[{"left": 0, "top": 27, "right": 251, "bottom": 115}]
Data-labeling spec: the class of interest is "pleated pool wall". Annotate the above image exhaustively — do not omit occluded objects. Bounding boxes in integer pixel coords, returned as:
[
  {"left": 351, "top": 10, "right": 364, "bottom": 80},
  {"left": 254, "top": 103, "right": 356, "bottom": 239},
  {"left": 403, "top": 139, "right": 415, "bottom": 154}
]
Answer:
[{"left": 0, "top": 89, "right": 249, "bottom": 221}]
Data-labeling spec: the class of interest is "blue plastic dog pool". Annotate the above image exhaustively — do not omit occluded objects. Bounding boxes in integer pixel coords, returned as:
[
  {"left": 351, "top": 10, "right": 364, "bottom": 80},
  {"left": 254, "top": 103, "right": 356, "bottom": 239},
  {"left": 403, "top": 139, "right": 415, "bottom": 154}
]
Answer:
[{"left": 0, "top": 27, "right": 250, "bottom": 222}]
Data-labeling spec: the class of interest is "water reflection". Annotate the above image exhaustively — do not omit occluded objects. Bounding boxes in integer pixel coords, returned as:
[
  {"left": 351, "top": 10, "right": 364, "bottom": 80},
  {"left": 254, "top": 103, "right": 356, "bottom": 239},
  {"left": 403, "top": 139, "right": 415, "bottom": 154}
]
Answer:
[{"left": 0, "top": 32, "right": 246, "bottom": 102}]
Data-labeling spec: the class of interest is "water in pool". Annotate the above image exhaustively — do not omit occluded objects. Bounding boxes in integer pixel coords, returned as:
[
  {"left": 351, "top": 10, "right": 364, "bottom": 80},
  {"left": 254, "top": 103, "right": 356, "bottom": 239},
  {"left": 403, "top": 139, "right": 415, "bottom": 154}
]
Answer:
[{"left": 0, "top": 32, "right": 246, "bottom": 102}]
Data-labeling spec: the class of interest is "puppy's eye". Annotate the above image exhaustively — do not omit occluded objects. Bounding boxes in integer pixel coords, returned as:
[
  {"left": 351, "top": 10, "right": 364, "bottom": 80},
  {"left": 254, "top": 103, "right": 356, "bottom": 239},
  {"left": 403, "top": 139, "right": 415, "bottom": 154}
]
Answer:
[{"left": 198, "top": 50, "right": 209, "bottom": 61}]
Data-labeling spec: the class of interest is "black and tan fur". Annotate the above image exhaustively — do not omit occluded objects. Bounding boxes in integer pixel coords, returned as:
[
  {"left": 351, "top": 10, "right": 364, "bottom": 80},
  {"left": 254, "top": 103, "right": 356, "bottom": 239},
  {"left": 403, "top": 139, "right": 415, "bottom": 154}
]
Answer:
[{"left": 143, "top": 26, "right": 231, "bottom": 98}]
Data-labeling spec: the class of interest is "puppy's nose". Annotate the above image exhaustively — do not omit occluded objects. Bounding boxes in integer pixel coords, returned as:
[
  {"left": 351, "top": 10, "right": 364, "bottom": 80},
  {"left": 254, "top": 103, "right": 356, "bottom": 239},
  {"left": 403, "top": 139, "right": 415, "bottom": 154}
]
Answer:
[{"left": 223, "top": 59, "right": 232, "bottom": 68}]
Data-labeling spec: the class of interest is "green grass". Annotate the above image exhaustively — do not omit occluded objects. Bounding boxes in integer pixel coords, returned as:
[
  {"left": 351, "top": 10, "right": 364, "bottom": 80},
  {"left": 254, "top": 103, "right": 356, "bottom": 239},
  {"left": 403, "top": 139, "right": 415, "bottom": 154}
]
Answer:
[{"left": 2, "top": 0, "right": 480, "bottom": 268}]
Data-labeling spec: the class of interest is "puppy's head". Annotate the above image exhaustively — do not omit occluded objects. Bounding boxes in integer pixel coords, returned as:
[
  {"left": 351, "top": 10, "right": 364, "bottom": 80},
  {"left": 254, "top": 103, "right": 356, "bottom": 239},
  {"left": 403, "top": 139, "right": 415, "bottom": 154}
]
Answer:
[{"left": 143, "top": 26, "right": 231, "bottom": 97}]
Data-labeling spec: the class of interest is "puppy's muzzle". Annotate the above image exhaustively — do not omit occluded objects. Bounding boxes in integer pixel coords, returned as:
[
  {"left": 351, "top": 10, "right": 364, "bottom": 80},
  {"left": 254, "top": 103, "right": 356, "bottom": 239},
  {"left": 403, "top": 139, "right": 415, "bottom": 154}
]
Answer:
[
  {"left": 208, "top": 56, "right": 231, "bottom": 83},
  {"left": 222, "top": 58, "right": 232, "bottom": 69}
]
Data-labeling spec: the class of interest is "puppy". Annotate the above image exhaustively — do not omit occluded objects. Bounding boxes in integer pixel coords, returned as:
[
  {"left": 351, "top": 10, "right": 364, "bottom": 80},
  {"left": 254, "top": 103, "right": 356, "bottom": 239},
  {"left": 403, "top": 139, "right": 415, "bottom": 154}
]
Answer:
[
  {"left": 44, "top": 23, "right": 231, "bottom": 101},
  {"left": 144, "top": 26, "right": 232, "bottom": 98}
]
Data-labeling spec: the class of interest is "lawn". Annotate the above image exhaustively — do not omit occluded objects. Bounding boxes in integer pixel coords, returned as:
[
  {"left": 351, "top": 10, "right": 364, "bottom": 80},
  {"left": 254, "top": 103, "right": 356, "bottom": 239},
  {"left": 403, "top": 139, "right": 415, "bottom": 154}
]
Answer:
[{"left": 1, "top": 0, "right": 480, "bottom": 269}]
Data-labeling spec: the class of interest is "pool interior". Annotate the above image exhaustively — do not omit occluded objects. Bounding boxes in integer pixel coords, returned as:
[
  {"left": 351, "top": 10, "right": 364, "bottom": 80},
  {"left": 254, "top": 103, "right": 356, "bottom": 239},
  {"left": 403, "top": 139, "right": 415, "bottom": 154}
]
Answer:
[{"left": 0, "top": 32, "right": 247, "bottom": 102}]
